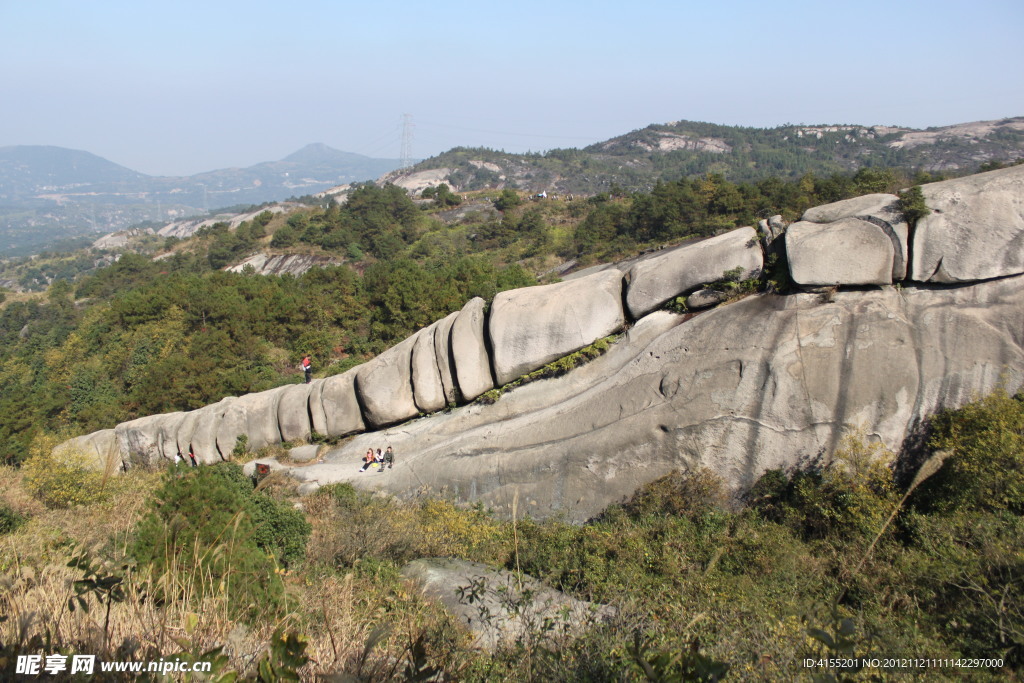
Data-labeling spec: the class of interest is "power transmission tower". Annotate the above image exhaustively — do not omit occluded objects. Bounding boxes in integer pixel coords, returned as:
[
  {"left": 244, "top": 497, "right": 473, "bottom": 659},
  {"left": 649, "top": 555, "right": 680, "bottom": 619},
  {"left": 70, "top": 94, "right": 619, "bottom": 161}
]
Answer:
[{"left": 400, "top": 114, "right": 414, "bottom": 169}]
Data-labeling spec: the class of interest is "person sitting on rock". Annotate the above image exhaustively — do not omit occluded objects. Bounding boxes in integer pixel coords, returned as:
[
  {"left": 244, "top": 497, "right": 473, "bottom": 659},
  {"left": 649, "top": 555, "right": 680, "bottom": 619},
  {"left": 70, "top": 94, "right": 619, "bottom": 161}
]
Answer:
[
  {"left": 375, "top": 448, "right": 383, "bottom": 470},
  {"left": 359, "top": 448, "right": 375, "bottom": 472},
  {"left": 381, "top": 446, "right": 394, "bottom": 471}
]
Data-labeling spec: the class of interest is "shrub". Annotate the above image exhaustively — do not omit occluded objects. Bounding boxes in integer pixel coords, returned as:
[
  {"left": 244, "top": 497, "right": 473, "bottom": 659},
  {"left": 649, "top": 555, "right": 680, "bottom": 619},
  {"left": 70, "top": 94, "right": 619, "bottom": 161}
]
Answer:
[
  {"left": 911, "top": 389, "right": 1024, "bottom": 514},
  {"left": 0, "top": 501, "right": 25, "bottom": 534},
  {"left": 623, "top": 468, "right": 729, "bottom": 521},
  {"left": 21, "top": 433, "right": 110, "bottom": 508},
  {"left": 130, "top": 463, "right": 289, "bottom": 618}
]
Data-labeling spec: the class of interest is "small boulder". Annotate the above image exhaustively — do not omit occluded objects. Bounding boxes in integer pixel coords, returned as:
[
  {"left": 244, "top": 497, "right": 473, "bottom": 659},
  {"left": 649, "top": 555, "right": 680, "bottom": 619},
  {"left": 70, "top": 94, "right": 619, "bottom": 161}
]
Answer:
[
  {"left": 912, "top": 164, "right": 1024, "bottom": 282},
  {"left": 287, "top": 444, "right": 321, "bottom": 462},
  {"left": 450, "top": 297, "right": 495, "bottom": 401},
  {"left": 686, "top": 288, "right": 726, "bottom": 309},
  {"left": 401, "top": 558, "right": 613, "bottom": 651},
  {"left": 801, "top": 193, "right": 908, "bottom": 279},
  {"left": 625, "top": 226, "right": 762, "bottom": 318},
  {"left": 489, "top": 270, "right": 625, "bottom": 386}
]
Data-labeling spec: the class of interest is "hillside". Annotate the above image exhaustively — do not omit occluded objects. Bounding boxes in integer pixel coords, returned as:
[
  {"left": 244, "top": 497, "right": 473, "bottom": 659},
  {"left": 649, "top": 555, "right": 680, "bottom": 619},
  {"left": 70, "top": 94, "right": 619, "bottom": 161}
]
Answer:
[
  {"left": 385, "top": 117, "right": 1024, "bottom": 194},
  {"left": 0, "top": 144, "right": 403, "bottom": 256}
]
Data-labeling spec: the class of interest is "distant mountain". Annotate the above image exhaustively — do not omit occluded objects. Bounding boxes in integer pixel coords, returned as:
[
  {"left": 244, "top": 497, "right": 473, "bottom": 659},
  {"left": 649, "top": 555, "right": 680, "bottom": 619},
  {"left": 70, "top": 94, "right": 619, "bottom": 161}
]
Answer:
[
  {"left": 0, "top": 144, "right": 403, "bottom": 256},
  {"left": 384, "top": 117, "right": 1024, "bottom": 195}
]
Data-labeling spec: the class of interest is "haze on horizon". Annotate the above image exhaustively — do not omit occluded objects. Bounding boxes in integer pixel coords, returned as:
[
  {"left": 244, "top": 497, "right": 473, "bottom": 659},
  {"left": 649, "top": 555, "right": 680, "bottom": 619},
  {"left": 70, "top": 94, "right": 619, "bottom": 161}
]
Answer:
[{"left": 2, "top": 0, "right": 1022, "bottom": 178}]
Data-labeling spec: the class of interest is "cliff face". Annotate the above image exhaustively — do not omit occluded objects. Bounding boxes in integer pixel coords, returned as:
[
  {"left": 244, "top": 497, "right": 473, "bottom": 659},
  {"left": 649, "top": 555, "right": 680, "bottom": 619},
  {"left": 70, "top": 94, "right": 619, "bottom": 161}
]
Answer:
[{"left": 59, "top": 166, "right": 1024, "bottom": 520}]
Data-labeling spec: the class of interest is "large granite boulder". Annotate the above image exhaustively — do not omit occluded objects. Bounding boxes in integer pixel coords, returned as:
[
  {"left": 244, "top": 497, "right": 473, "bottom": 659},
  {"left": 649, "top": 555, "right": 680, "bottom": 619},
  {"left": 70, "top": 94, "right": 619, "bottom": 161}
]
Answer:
[
  {"left": 489, "top": 271, "right": 625, "bottom": 386},
  {"left": 625, "top": 226, "right": 762, "bottom": 318},
  {"left": 190, "top": 398, "right": 235, "bottom": 463},
  {"left": 295, "top": 276, "right": 1024, "bottom": 522},
  {"left": 412, "top": 323, "right": 447, "bottom": 413},
  {"left": 912, "top": 165, "right": 1024, "bottom": 283},
  {"left": 801, "top": 193, "right": 909, "bottom": 280},
  {"left": 54, "top": 429, "right": 118, "bottom": 471},
  {"left": 216, "top": 388, "right": 285, "bottom": 456},
  {"left": 277, "top": 383, "right": 313, "bottom": 442},
  {"left": 115, "top": 413, "right": 184, "bottom": 467},
  {"left": 433, "top": 311, "right": 460, "bottom": 405},
  {"left": 786, "top": 217, "right": 896, "bottom": 286},
  {"left": 450, "top": 297, "right": 495, "bottom": 401},
  {"left": 355, "top": 336, "right": 419, "bottom": 429},
  {"left": 318, "top": 369, "right": 365, "bottom": 437},
  {"left": 401, "top": 558, "right": 612, "bottom": 651}
]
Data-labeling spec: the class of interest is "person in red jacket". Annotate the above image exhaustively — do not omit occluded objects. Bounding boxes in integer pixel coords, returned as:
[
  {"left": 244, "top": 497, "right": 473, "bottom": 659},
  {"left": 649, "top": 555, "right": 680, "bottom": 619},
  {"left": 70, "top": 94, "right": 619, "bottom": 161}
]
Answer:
[{"left": 301, "top": 355, "right": 312, "bottom": 384}]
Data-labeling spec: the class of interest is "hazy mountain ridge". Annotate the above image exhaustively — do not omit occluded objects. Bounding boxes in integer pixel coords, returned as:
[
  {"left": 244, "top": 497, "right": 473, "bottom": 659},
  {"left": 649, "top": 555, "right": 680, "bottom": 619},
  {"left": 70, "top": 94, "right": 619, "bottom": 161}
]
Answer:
[
  {"left": 0, "top": 144, "right": 402, "bottom": 255},
  {"left": 389, "top": 117, "right": 1024, "bottom": 195}
]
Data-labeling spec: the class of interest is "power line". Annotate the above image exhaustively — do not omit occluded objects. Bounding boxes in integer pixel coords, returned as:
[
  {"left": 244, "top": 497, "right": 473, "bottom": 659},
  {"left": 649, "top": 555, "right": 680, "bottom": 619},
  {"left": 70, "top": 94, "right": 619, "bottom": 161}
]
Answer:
[{"left": 416, "top": 119, "right": 598, "bottom": 142}]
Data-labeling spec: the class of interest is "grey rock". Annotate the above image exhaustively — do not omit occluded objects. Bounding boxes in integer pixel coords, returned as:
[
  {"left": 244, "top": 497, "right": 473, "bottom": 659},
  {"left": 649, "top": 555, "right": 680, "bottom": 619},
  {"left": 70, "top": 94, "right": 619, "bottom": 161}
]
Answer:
[
  {"left": 401, "top": 558, "right": 612, "bottom": 651},
  {"left": 787, "top": 217, "right": 895, "bottom": 285},
  {"left": 912, "top": 164, "right": 1024, "bottom": 282},
  {"left": 216, "top": 388, "right": 285, "bottom": 456},
  {"left": 450, "top": 297, "right": 495, "bottom": 401},
  {"left": 685, "top": 289, "right": 726, "bottom": 309},
  {"left": 489, "top": 270, "right": 625, "bottom": 386},
  {"left": 297, "top": 482, "right": 321, "bottom": 496},
  {"left": 433, "top": 311, "right": 460, "bottom": 405},
  {"left": 190, "top": 398, "right": 235, "bottom": 463},
  {"left": 288, "top": 444, "right": 321, "bottom": 462},
  {"left": 308, "top": 379, "right": 330, "bottom": 437},
  {"left": 412, "top": 323, "right": 446, "bottom": 413},
  {"left": 356, "top": 336, "right": 420, "bottom": 429},
  {"left": 297, "top": 278, "right": 1024, "bottom": 522},
  {"left": 115, "top": 413, "right": 185, "bottom": 467},
  {"left": 277, "top": 383, "right": 313, "bottom": 442},
  {"left": 53, "top": 429, "right": 119, "bottom": 471},
  {"left": 625, "top": 226, "right": 762, "bottom": 318},
  {"left": 801, "top": 194, "right": 909, "bottom": 280},
  {"left": 319, "top": 370, "right": 366, "bottom": 437}
]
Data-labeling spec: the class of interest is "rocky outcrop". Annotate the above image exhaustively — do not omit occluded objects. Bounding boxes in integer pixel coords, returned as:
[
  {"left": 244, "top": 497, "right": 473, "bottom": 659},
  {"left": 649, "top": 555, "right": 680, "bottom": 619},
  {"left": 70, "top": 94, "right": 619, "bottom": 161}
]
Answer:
[
  {"left": 356, "top": 336, "right": 420, "bottom": 429},
  {"left": 433, "top": 311, "right": 460, "bottom": 405},
  {"left": 401, "top": 558, "right": 612, "bottom": 651},
  {"left": 318, "top": 371, "right": 365, "bottom": 437},
  {"left": 800, "top": 193, "right": 909, "bottom": 280},
  {"left": 224, "top": 253, "right": 342, "bottom": 277},
  {"left": 55, "top": 429, "right": 118, "bottom": 470},
  {"left": 278, "top": 383, "right": 314, "bottom": 442},
  {"left": 412, "top": 323, "right": 447, "bottom": 413},
  {"left": 625, "top": 226, "right": 762, "bottom": 318},
  {"left": 216, "top": 389, "right": 285, "bottom": 455},
  {"left": 292, "top": 276, "right": 1024, "bottom": 521},
  {"left": 489, "top": 270, "right": 625, "bottom": 386},
  {"left": 911, "top": 165, "right": 1024, "bottom": 282},
  {"left": 450, "top": 297, "right": 494, "bottom": 401},
  {"left": 786, "top": 217, "right": 896, "bottom": 286}
]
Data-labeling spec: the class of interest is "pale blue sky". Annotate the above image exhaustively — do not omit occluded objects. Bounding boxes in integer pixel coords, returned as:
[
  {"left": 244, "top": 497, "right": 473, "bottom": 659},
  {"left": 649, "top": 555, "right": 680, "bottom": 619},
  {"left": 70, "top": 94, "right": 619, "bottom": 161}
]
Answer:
[{"left": 2, "top": 0, "right": 1021, "bottom": 176}]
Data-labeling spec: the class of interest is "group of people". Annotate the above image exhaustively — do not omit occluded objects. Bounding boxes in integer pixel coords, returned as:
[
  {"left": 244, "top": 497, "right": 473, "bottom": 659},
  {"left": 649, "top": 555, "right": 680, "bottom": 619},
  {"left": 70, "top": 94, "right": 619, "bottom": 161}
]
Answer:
[
  {"left": 359, "top": 446, "right": 394, "bottom": 473},
  {"left": 174, "top": 445, "right": 200, "bottom": 467}
]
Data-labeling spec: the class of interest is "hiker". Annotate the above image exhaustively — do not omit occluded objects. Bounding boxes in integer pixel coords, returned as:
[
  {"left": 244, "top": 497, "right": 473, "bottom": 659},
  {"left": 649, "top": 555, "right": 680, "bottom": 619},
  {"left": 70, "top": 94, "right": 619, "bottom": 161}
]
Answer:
[
  {"left": 174, "top": 449, "right": 184, "bottom": 465},
  {"left": 187, "top": 445, "right": 198, "bottom": 467},
  {"left": 358, "top": 448, "right": 375, "bottom": 472},
  {"left": 301, "top": 355, "right": 312, "bottom": 384},
  {"left": 381, "top": 446, "right": 394, "bottom": 471},
  {"left": 375, "top": 448, "right": 383, "bottom": 470}
]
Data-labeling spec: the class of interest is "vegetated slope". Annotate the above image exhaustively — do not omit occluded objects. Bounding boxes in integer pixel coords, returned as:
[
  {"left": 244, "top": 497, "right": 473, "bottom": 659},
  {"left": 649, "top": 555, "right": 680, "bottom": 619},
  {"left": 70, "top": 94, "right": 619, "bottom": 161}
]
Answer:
[
  {"left": 389, "top": 117, "right": 1024, "bottom": 194},
  {"left": 0, "top": 144, "right": 403, "bottom": 256}
]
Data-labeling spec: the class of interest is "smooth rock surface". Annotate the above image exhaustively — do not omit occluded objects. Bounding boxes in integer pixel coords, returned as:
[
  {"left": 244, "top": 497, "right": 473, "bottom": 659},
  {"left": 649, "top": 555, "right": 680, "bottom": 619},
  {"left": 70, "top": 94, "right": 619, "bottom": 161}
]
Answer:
[
  {"left": 801, "top": 193, "right": 909, "bottom": 279},
  {"left": 356, "top": 336, "right": 419, "bottom": 428},
  {"left": 912, "top": 165, "right": 1024, "bottom": 282},
  {"left": 686, "top": 288, "right": 726, "bottom": 309},
  {"left": 115, "top": 414, "right": 183, "bottom": 467},
  {"left": 295, "top": 278, "right": 1024, "bottom": 522},
  {"left": 787, "top": 217, "right": 895, "bottom": 285},
  {"left": 450, "top": 297, "right": 495, "bottom": 401},
  {"left": 288, "top": 444, "right": 321, "bottom": 462},
  {"left": 190, "top": 399, "right": 234, "bottom": 463},
  {"left": 625, "top": 226, "right": 762, "bottom": 318},
  {"left": 54, "top": 429, "right": 118, "bottom": 470},
  {"left": 433, "top": 311, "right": 460, "bottom": 405},
  {"left": 401, "top": 558, "right": 612, "bottom": 651},
  {"left": 412, "top": 323, "right": 446, "bottom": 413},
  {"left": 318, "top": 370, "right": 366, "bottom": 436},
  {"left": 216, "top": 388, "right": 285, "bottom": 456},
  {"left": 489, "top": 270, "right": 625, "bottom": 386},
  {"left": 277, "top": 383, "right": 313, "bottom": 442}
]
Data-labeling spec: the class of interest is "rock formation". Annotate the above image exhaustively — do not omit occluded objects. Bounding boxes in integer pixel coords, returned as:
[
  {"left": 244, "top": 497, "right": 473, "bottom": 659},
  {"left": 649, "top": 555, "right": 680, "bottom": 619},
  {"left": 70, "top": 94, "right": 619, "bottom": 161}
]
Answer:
[{"left": 56, "top": 166, "right": 1024, "bottom": 522}]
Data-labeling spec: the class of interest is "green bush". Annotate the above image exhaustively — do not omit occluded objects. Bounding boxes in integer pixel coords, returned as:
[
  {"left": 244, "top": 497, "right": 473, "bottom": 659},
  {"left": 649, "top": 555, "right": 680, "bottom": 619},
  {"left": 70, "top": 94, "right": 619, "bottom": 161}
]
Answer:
[
  {"left": 0, "top": 501, "right": 25, "bottom": 534},
  {"left": 130, "top": 463, "right": 294, "bottom": 618},
  {"left": 911, "top": 390, "right": 1024, "bottom": 514}
]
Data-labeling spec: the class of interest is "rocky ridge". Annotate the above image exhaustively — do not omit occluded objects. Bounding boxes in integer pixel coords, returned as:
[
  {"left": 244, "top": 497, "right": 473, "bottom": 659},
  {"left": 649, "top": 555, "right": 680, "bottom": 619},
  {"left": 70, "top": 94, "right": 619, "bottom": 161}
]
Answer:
[{"left": 57, "top": 165, "right": 1024, "bottom": 520}]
